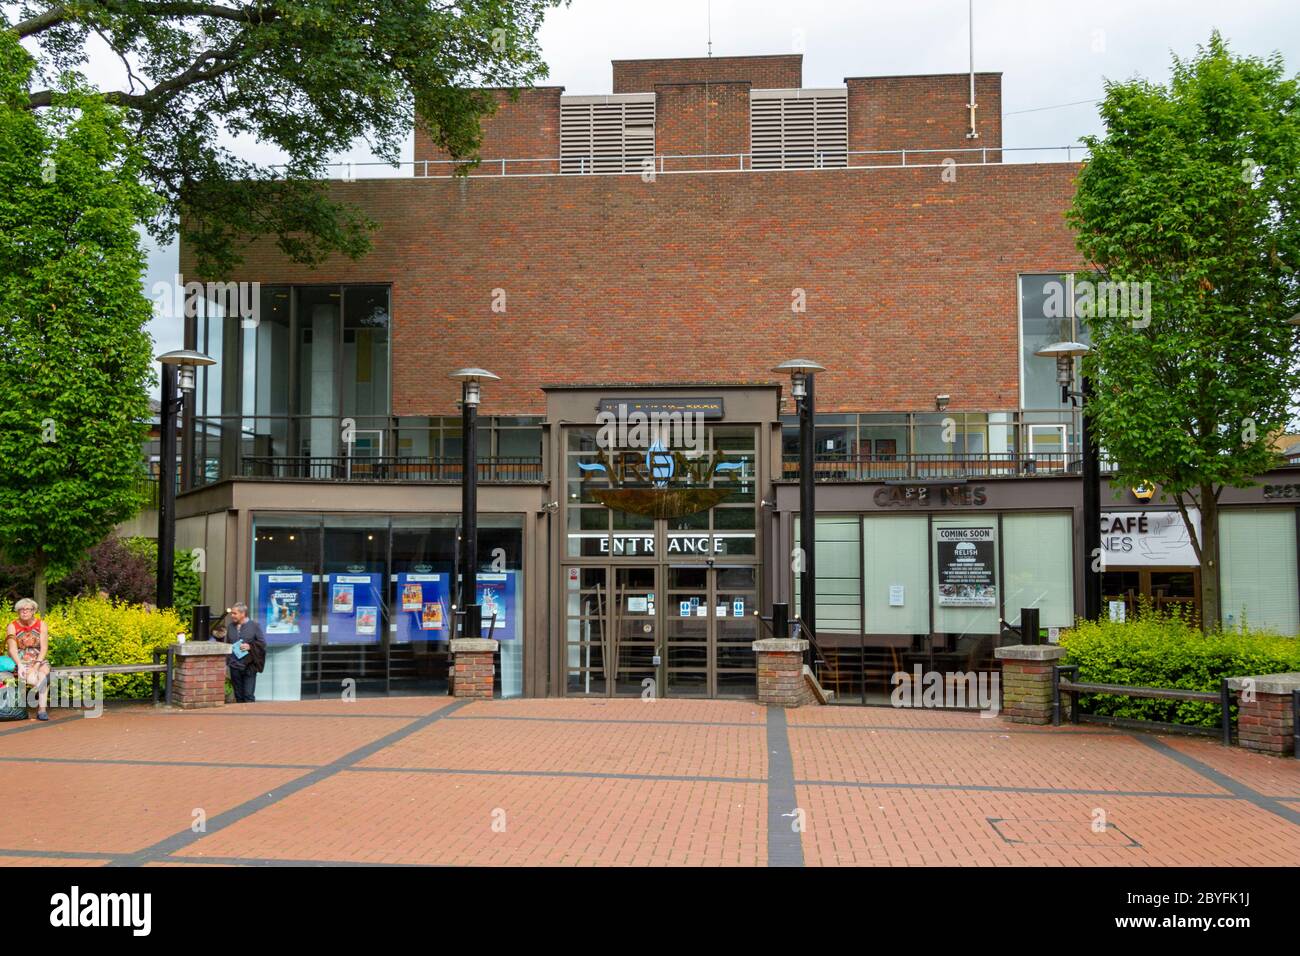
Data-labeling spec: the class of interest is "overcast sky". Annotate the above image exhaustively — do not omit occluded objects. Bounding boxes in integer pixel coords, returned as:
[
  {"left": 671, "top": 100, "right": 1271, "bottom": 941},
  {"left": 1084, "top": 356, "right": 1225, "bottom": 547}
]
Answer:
[{"left": 145, "top": 0, "right": 1300, "bottom": 357}]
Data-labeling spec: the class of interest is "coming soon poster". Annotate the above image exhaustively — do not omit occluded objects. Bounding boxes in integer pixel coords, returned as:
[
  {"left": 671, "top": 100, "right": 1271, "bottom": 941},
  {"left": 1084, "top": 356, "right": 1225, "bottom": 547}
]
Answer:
[{"left": 935, "top": 527, "right": 997, "bottom": 607}]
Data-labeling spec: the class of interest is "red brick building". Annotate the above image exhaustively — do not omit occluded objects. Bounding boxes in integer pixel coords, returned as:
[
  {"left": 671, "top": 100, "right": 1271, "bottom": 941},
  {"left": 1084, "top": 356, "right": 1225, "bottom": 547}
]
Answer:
[{"left": 175, "top": 54, "right": 1300, "bottom": 704}]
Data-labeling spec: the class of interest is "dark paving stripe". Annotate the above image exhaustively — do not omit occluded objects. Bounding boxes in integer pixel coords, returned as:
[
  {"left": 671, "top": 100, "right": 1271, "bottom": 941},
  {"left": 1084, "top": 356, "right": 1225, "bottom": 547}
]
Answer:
[
  {"left": 108, "top": 700, "right": 473, "bottom": 866},
  {"left": 766, "top": 708, "right": 804, "bottom": 868},
  {"left": 0, "top": 714, "right": 82, "bottom": 736},
  {"left": 0, "top": 847, "right": 118, "bottom": 860},
  {"left": 1133, "top": 734, "right": 1300, "bottom": 826},
  {"left": 0, "top": 755, "right": 318, "bottom": 771},
  {"left": 794, "top": 778, "right": 1241, "bottom": 799},
  {"left": 349, "top": 765, "right": 764, "bottom": 784}
]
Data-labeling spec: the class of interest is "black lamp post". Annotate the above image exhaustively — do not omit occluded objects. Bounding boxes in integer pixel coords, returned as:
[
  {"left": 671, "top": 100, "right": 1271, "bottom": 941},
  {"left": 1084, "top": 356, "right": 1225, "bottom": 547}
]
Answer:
[
  {"left": 450, "top": 367, "right": 499, "bottom": 639},
  {"left": 773, "top": 359, "right": 826, "bottom": 638},
  {"left": 1035, "top": 340, "right": 1099, "bottom": 621},
  {"left": 156, "top": 348, "right": 215, "bottom": 609}
]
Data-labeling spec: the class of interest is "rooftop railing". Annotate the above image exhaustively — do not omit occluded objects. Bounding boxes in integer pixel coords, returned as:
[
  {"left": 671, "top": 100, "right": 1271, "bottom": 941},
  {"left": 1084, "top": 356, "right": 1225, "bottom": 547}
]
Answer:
[
  {"left": 238, "top": 455, "right": 544, "bottom": 483},
  {"left": 282, "top": 144, "right": 1088, "bottom": 181},
  {"left": 780, "top": 452, "right": 1084, "bottom": 482}
]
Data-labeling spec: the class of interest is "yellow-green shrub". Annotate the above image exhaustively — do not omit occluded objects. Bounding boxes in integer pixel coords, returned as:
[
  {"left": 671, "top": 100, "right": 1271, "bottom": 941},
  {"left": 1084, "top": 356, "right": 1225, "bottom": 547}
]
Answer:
[{"left": 2, "top": 596, "right": 185, "bottom": 698}]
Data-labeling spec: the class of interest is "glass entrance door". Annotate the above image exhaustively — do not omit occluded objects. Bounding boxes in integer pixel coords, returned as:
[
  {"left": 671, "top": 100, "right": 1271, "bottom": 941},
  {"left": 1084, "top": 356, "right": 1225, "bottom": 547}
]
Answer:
[
  {"left": 664, "top": 565, "right": 758, "bottom": 698},
  {"left": 611, "top": 566, "right": 658, "bottom": 696},
  {"left": 563, "top": 565, "right": 659, "bottom": 697}
]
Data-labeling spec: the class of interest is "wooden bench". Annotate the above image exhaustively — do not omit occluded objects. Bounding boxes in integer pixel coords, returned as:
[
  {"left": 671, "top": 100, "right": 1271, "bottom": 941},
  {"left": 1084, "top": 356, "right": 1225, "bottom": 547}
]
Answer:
[
  {"left": 47, "top": 647, "right": 173, "bottom": 706},
  {"left": 1053, "top": 664, "right": 1232, "bottom": 744}
]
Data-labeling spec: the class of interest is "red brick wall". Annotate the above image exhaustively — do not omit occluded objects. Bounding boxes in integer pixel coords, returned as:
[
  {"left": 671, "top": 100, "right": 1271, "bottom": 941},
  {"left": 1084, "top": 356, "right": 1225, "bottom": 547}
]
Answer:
[
  {"left": 848, "top": 74, "right": 1002, "bottom": 158},
  {"left": 414, "top": 87, "right": 563, "bottom": 175},
  {"left": 185, "top": 162, "right": 1082, "bottom": 417},
  {"left": 613, "top": 55, "right": 802, "bottom": 93},
  {"left": 654, "top": 81, "right": 751, "bottom": 170}
]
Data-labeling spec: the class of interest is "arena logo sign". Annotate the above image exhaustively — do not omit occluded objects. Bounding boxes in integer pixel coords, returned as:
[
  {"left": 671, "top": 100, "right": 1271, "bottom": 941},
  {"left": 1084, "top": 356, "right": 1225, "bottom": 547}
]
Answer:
[{"left": 577, "top": 438, "right": 747, "bottom": 519}]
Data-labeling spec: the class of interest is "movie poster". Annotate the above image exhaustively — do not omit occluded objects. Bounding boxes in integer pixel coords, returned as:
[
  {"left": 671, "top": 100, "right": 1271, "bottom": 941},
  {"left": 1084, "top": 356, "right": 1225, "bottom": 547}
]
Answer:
[
  {"left": 331, "top": 583, "right": 354, "bottom": 614},
  {"left": 421, "top": 602, "right": 444, "bottom": 631},
  {"left": 394, "top": 573, "right": 450, "bottom": 643},
  {"left": 356, "top": 606, "right": 377, "bottom": 637},
  {"left": 401, "top": 583, "right": 424, "bottom": 612},
  {"left": 327, "top": 573, "right": 382, "bottom": 643},
  {"left": 258, "top": 572, "right": 312, "bottom": 645},
  {"left": 935, "top": 526, "right": 997, "bottom": 607}
]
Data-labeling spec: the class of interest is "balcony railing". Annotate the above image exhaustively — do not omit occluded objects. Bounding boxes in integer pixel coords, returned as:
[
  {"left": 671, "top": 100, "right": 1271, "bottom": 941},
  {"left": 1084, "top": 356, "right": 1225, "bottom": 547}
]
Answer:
[
  {"left": 238, "top": 455, "right": 544, "bottom": 483},
  {"left": 781, "top": 452, "right": 1083, "bottom": 482},
  {"left": 279, "top": 144, "right": 1089, "bottom": 182}
]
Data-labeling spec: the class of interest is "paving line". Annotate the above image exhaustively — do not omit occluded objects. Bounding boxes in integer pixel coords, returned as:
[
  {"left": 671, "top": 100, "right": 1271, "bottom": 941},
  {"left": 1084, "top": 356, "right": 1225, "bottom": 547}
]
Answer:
[
  {"left": 794, "top": 778, "right": 1244, "bottom": 799},
  {"left": 766, "top": 708, "right": 804, "bottom": 868},
  {"left": 107, "top": 699, "right": 473, "bottom": 866},
  {"left": 1132, "top": 734, "right": 1300, "bottom": 826}
]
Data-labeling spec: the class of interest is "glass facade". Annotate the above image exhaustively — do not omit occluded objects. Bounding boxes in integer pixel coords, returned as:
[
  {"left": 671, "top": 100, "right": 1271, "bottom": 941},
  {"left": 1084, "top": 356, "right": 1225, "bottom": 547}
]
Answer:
[
  {"left": 796, "top": 510, "right": 1074, "bottom": 705},
  {"left": 250, "top": 513, "right": 525, "bottom": 700},
  {"left": 1220, "top": 509, "right": 1299, "bottom": 634}
]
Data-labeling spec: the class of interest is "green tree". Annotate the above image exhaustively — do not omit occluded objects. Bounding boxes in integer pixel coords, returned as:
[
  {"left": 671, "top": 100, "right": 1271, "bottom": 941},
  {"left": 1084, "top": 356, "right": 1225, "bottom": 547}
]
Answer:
[
  {"left": 7, "top": 0, "right": 561, "bottom": 274},
  {"left": 0, "top": 32, "right": 157, "bottom": 609},
  {"left": 1068, "top": 32, "right": 1300, "bottom": 629}
]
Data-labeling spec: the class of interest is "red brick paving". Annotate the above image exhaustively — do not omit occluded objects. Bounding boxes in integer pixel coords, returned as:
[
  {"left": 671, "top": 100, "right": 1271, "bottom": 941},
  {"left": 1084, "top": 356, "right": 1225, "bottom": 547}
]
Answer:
[{"left": 1, "top": 697, "right": 1297, "bottom": 866}]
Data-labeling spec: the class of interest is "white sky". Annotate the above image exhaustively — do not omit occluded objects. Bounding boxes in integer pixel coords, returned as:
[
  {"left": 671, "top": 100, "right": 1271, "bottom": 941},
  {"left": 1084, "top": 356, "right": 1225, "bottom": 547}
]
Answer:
[{"left": 143, "top": 0, "right": 1300, "bottom": 361}]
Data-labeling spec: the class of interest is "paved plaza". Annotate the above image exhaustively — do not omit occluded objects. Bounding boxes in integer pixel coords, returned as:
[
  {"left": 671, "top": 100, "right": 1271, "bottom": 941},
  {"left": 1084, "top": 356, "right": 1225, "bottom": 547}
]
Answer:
[{"left": 2, "top": 697, "right": 1298, "bottom": 867}]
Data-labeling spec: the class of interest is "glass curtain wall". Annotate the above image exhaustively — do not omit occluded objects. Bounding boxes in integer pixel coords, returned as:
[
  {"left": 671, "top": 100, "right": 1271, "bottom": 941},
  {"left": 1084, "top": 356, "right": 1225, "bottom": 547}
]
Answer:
[{"left": 251, "top": 513, "right": 526, "bottom": 700}]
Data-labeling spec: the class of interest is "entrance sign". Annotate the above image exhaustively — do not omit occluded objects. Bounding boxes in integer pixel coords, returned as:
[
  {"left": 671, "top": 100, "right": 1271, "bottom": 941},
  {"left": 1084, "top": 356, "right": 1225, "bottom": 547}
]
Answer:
[
  {"left": 597, "top": 397, "right": 724, "bottom": 419},
  {"left": 572, "top": 532, "right": 757, "bottom": 557},
  {"left": 1101, "top": 510, "right": 1199, "bottom": 567},
  {"left": 935, "top": 527, "right": 997, "bottom": 607}
]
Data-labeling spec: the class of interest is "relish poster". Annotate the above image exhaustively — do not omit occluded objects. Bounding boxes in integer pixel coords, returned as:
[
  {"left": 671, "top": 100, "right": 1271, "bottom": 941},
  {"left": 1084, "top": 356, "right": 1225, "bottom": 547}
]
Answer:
[{"left": 935, "top": 526, "right": 997, "bottom": 607}]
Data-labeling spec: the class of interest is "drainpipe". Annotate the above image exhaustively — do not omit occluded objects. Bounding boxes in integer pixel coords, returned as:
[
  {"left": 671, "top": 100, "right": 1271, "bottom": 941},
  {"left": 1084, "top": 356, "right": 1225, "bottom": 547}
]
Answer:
[{"left": 966, "top": 0, "right": 979, "bottom": 140}]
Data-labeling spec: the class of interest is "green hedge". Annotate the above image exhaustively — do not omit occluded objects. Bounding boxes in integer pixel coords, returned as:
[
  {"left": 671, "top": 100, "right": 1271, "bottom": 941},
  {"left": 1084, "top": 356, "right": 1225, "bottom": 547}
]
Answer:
[
  {"left": 1060, "top": 606, "right": 1300, "bottom": 726},
  {"left": 2, "top": 596, "right": 186, "bottom": 698}
]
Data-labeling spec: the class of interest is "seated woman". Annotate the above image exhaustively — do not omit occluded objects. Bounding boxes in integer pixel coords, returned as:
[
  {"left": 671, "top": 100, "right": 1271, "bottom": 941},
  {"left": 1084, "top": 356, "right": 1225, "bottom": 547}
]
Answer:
[{"left": 6, "top": 598, "right": 51, "bottom": 720}]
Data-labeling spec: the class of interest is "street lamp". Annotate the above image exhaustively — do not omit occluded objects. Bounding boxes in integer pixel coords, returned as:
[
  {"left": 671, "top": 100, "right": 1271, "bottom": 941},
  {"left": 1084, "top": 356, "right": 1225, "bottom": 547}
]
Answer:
[
  {"left": 156, "top": 348, "right": 215, "bottom": 609},
  {"left": 1034, "top": 340, "right": 1099, "bottom": 621},
  {"left": 773, "top": 359, "right": 826, "bottom": 639},
  {"left": 450, "top": 368, "right": 499, "bottom": 639}
]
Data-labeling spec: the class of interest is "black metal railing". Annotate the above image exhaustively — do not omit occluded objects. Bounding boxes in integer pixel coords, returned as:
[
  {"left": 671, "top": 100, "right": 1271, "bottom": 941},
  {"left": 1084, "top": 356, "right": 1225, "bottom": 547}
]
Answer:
[
  {"left": 238, "top": 455, "right": 544, "bottom": 482},
  {"left": 780, "top": 452, "right": 1083, "bottom": 482}
]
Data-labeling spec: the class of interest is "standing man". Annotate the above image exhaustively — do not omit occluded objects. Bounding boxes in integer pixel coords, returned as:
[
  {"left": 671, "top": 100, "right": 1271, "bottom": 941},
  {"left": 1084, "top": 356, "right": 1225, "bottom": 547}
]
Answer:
[{"left": 224, "top": 603, "right": 266, "bottom": 703}]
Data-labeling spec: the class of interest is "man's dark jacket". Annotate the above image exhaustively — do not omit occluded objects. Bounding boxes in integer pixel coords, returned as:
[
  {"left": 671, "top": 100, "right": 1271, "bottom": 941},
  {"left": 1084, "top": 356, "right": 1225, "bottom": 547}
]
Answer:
[{"left": 227, "top": 618, "right": 267, "bottom": 674}]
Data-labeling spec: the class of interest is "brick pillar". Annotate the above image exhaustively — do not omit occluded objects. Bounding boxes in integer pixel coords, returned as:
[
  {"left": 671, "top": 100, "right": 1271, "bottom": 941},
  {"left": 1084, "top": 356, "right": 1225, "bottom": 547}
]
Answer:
[
  {"left": 994, "top": 644, "right": 1068, "bottom": 725},
  {"left": 449, "top": 639, "right": 498, "bottom": 699},
  {"left": 1227, "top": 673, "right": 1299, "bottom": 756},
  {"left": 170, "top": 641, "right": 231, "bottom": 709},
  {"left": 752, "top": 638, "right": 812, "bottom": 708}
]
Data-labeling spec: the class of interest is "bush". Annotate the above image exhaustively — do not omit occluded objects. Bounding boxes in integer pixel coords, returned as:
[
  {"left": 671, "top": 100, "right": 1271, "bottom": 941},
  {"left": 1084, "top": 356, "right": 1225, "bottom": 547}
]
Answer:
[
  {"left": 1060, "top": 605, "right": 1300, "bottom": 726},
  {"left": 0, "top": 535, "right": 199, "bottom": 623},
  {"left": 1, "top": 595, "right": 186, "bottom": 698}
]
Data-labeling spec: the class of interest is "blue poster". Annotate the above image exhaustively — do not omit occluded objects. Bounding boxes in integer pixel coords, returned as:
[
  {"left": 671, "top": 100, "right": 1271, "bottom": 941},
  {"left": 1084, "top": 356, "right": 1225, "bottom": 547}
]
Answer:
[
  {"left": 258, "top": 572, "right": 312, "bottom": 645},
  {"left": 395, "top": 572, "right": 451, "bottom": 643},
  {"left": 327, "top": 572, "right": 384, "bottom": 644},
  {"left": 474, "top": 571, "right": 518, "bottom": 641}
]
